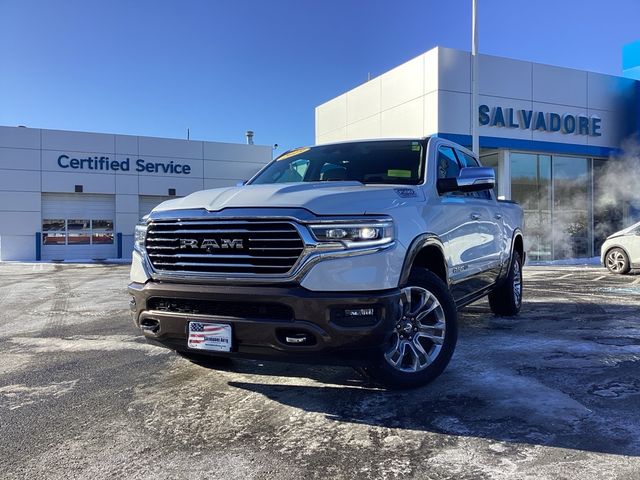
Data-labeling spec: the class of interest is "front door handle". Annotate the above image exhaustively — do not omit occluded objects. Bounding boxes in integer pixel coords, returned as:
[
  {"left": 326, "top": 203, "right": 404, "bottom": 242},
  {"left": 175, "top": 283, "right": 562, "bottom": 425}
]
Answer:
[
  {"left": 495, "top": 213, "right": 503, "bottom": 220},
  {"left": 470, "top": 213, "right": 481, "bottom": 220}
]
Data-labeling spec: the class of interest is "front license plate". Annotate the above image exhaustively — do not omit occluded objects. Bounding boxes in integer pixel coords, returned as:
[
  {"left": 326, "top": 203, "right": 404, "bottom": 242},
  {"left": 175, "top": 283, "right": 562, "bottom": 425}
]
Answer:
[{"left": 188, "top": 322, "right": 232, "bottom": 352}]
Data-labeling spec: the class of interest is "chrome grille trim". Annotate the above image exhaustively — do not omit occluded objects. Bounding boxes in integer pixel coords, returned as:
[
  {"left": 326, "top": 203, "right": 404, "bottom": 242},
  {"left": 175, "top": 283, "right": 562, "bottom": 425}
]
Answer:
[
  {"left": 152, "top": 229, "right": 296, "bottom": 234},
  {"left": 145, "top": 219, "right": 305, "bottom": 275}
]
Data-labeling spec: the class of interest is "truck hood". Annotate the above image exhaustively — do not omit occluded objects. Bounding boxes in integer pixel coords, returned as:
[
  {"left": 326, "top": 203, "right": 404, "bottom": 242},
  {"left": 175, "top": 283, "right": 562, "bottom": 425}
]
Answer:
[{"left": 152, "top": 182, "right": 425, "bottom": 216}]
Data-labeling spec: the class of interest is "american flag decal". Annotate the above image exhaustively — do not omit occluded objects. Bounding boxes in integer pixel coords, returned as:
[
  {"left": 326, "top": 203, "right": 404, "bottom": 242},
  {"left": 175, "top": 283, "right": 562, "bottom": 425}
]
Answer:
[{"left": 188, "top": 322, "right": 232, "bottom": 351}]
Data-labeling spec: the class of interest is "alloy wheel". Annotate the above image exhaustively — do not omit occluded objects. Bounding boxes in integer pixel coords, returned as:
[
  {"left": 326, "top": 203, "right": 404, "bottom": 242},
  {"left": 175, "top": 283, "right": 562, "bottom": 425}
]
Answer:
[
  {"left": 606, "top": 250, "right": 627, "bottom": 273},
  {"left": 384, "top": 286, "right": 446, "bottom": 373}
]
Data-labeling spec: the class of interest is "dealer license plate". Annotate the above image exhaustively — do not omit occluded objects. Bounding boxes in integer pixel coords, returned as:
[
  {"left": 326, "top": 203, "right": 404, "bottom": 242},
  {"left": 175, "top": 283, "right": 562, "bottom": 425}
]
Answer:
[{"left": 187, "top": 322, "right": 232, "bottom": 352}]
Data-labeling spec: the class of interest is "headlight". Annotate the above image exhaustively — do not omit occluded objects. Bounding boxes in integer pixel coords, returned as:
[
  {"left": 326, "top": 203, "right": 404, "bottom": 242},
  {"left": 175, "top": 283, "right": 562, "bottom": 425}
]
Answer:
[
  {"left": 309, "top": 220, "right": 394, "bottom": 248},
  {"left": 134, "top": 223, "right": 147, "bottom": 248}
]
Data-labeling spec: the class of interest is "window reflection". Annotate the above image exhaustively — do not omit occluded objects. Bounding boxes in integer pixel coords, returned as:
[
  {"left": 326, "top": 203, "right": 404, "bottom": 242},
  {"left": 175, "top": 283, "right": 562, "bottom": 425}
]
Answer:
[
  {"left": 42, "top": 232, "right": 66, "bottom": 245},
  {"left": 92, "top": 220, "right": 113, "bottom": 231},
  {"left": 511, "top": 153, "right": 597, "bottom": 260},
  {"left": 41, "top": 219, "right": 114, "bottom": 245},
  {"left": 552, "top": 156, "right": 591, "bottom": 259},
  {"left": 67, "top": 233, "right": 91, "bottom": 245},
  {"left": 92, "top": 232, "right": 114, "bottom": 244},
  {"left": 67, "top": 219, "right": 90, "bottom": 231},
  {"left": 42, "top": 219, "right": 65, "bottom": 231}
]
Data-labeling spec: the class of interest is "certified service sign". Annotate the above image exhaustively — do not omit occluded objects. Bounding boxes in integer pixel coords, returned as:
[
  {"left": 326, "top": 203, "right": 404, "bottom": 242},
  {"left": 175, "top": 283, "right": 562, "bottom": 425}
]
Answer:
[{"left": 57, "top": 154, "right": 192, "bottom": 174}]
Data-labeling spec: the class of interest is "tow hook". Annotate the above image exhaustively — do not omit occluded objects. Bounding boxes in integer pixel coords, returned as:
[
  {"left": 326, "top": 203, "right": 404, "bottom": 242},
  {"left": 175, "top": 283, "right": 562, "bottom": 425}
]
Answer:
[{"left": 140, "top": 318, "right": 160, "bottom": 335}]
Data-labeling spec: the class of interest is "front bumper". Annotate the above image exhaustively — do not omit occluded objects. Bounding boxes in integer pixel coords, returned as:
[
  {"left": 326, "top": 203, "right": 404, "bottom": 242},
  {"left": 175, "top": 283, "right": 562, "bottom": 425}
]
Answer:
[{"left": 128, "top": 281, "right": 401, "bottom": 366}]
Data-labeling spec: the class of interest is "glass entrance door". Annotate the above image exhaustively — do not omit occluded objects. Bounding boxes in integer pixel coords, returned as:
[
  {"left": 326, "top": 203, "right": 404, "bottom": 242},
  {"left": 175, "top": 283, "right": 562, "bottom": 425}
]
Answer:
[
  {"left": 511, "top": 153, "right": 552, "bottom": 261},
  {"left": 552, "top": 156, "right": 592, "bottom": 259},
  {"left": 510, "top": 153, "right": 595, "bottom": 260}
]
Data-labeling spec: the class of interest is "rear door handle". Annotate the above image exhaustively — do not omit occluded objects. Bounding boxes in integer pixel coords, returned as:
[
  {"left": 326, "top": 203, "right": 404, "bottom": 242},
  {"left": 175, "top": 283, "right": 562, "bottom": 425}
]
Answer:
[
  {"left": 495, "top": 213, "right": 503, "bottom": 220},
  {"left": 470, "top": 213, "right": 481, "bottom": 220}
]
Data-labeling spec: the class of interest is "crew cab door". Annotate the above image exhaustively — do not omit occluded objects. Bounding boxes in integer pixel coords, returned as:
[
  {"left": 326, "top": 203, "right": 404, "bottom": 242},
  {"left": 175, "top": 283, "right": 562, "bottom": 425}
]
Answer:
[
  {"left": 454, "top": 148, "right": 505, "bottom": 287},
  {"left": 433, "top": 144, "right": 504, "bottom": 302}
]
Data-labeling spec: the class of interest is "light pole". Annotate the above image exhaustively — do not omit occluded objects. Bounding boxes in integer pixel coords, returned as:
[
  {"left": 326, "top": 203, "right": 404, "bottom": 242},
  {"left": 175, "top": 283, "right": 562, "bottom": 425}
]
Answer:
[{"left": 471, "top": 0, "right": 479, "bottom": 156}]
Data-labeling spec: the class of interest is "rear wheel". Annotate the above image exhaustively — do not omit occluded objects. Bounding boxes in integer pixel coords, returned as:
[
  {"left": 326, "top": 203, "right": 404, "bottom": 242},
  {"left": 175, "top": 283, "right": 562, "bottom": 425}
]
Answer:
[
  {"left": 489, "top": 251, "right": 523, "bottom": 316},
  {"left": 605, "top": 248, "right": 630, "bottom": 275},
  {"left": 366, "top": 268, "right": 458, "bottom": 389}
]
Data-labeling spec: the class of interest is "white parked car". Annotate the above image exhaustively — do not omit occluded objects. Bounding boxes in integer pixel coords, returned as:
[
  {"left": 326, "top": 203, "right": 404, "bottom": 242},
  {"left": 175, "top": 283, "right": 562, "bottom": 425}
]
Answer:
[{"left": 601, "top": 221, "right": 640, "bottom": 274}]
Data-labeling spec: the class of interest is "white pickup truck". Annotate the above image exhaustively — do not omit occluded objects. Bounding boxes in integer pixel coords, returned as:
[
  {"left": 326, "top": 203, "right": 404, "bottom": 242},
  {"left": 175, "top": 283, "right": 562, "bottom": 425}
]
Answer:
[{"left": 129, "top": 138, "right": 524, "bottom": 388}]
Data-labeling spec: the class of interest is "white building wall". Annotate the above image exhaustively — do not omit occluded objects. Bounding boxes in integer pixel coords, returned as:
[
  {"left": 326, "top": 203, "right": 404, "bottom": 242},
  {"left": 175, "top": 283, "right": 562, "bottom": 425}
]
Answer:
[
  {"left": 0, "top": 128, "right": 42, "bottom": 262},
  {"left": 315, "top": 46, "right": 637, "bottom": 151},
  {"left": 316, "top": 48, "right": 439, "bottom": 144},
  {"left": 0, "top": 126, "right": 272, "bottom": 261}
]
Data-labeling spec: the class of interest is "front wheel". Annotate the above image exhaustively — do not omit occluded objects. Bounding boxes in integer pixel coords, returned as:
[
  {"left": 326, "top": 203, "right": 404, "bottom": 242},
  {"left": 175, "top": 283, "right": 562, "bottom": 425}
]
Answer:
[
  {"left": 605, "top": 248, "right": 630, "bottom": 275},
  {"left": 366, "top": 268, "right": 458, "bottom": 389}
]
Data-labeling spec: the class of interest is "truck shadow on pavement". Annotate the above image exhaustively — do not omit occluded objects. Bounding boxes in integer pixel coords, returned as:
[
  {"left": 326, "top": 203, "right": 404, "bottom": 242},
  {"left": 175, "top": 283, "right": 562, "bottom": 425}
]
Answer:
[{"left": 215, "top": 298, "right": 640, "bottom": 458}]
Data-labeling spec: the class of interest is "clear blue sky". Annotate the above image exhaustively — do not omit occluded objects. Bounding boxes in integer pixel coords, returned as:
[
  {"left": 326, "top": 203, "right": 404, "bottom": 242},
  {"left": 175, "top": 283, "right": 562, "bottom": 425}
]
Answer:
[{"left": 1, "top": 0, "right": 639, "bottom": 155}]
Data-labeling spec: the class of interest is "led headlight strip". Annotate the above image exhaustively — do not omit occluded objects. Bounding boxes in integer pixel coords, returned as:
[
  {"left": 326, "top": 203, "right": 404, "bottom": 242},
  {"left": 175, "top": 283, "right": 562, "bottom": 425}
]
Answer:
[{"left": 309, "top": 220, "right": 394, "bottom": 248}]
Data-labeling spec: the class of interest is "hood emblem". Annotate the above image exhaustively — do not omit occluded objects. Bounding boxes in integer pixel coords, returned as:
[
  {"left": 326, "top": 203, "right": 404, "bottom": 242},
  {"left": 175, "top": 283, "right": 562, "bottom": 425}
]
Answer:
[
  {"left": 180, "top": 238, "right": 244, "bottom": 250},
  {"left": 394, "top": 188, "right": 417, "bottom": 198}
]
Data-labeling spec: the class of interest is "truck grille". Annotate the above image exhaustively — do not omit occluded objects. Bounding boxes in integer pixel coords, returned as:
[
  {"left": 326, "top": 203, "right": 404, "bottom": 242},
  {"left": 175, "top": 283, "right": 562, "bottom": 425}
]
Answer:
[{"left": 145, "top": 220, "right": 305, "bottom": 275}]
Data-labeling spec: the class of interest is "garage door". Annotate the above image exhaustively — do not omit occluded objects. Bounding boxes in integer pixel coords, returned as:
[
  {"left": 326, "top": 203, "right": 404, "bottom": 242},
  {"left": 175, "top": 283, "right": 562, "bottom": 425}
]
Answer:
[
  {"left": 41, "top": 193, "right": 116, "bottom": 261},
  {"left": 139, "top": 195, "right": 174, "bottom": 220}
]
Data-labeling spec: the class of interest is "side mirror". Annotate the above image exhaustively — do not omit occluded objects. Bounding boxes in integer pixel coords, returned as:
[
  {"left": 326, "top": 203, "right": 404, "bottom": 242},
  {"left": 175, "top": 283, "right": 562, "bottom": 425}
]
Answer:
[{"left": 437, "top": 167, "right": 495, "bottom": 195}]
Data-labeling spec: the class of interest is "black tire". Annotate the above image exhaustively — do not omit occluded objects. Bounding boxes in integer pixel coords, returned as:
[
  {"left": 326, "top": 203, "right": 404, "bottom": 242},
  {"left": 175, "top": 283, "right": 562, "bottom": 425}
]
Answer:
[
  {"left": 488, "top": 251, "right": 523, "bottom": 316},
  {"left": 365, "top": 268, "right": 458, "bottom": 390},
  {"left": 604, "top": 247, "right": 631, "bottom": 275}
]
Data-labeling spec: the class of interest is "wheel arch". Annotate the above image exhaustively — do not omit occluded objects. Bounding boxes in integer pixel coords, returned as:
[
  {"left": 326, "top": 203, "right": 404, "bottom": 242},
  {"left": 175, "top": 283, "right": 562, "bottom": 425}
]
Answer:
[
  {"left": 512, "top": 230, "right": 524, "bottom": 264},
  {"left": 491, "top": 229, "right": 524, "bottom": 289},
  {"left": 399, "top": 234, "right": 449, "bottom": 287}
]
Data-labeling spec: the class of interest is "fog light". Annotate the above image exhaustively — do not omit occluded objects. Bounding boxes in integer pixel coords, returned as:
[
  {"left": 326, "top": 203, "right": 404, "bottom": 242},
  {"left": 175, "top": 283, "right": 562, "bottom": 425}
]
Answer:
[{"left": 344, "top": 308, "right": 375, "bottom": 317}]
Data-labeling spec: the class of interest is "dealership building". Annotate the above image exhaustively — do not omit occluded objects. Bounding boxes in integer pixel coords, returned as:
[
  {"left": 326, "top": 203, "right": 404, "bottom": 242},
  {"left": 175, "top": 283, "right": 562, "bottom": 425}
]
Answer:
[
  {"left": 0, "top": 126, "right": 271, "bottom": 261},
  {"left": 316, "top": 45, "right": 640, "bottom": 261}
]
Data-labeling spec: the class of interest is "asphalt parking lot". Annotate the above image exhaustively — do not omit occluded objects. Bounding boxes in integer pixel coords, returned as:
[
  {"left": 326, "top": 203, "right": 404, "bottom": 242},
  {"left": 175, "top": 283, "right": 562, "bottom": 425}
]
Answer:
[{"left": 1, "top": 263, "right": 639, "bottom": 479}]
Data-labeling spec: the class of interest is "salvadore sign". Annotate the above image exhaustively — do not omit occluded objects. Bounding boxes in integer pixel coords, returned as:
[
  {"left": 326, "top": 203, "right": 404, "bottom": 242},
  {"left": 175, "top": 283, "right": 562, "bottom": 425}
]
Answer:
[
  {"left": 479, "top": 105, "right": 601, "bottom": 137},
  {"left": 57, "top": 154, "right": 192, "bottom": 174}
]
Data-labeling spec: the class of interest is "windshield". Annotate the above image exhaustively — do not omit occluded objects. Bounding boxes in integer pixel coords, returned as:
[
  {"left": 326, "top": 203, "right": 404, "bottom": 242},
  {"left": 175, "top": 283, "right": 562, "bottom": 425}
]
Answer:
[{"left": 249, "top": 140, "right": 425, "bottom": 185}]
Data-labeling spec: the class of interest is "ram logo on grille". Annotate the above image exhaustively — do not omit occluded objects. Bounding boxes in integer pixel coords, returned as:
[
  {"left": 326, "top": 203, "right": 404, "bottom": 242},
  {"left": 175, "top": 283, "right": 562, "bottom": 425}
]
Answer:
[{"left": 179, "top": 238, "right": 244, "bottom": 250}]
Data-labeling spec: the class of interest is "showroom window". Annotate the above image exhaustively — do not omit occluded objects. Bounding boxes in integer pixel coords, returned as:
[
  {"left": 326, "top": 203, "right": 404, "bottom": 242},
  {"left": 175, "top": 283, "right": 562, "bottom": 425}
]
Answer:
[
  {"left": 42, "top": 219, "right": 114, "bottom": 245},
  {"left": 510, "top": 152, "right": 601, "bottom": 260}
]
